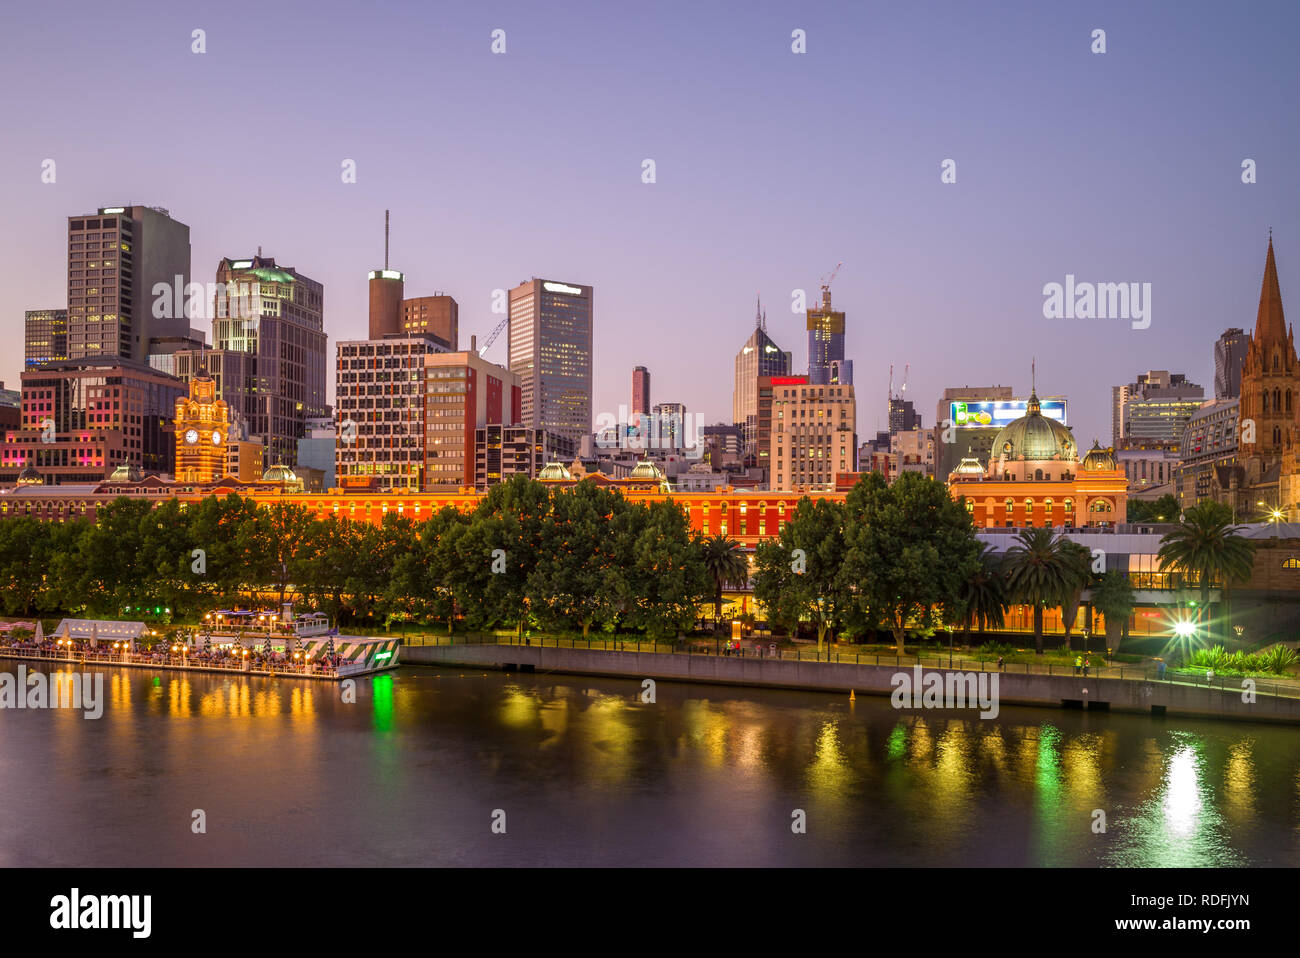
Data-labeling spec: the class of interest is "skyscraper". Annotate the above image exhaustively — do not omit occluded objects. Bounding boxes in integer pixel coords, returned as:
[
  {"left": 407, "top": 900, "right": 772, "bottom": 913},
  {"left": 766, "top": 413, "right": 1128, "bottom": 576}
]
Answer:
[
  {"left": 402, "top": 294, "right": 458, "bottom": 350},
  {"left": 1111, "top": 370, "right": 1204, "bottom": 451},
  {"left": 733, "top": 299, "right": 792, "bottom": 457},
  {"left": 631, "top": 366, "right": 651, "bottom": 417},
  {"left": 171, "top": 255, "right": 327, "bottom": 465},
  {"left": 24, "top": 309, "right": 68, "bottom": 369},
  {"left": 1214, "top": 327, "right": 1251, "bottom": 399},
  {"left": 67, "top": 205, "right": 191, "bottom": 364},
  {"left": 806, "top": 285, "right": 845, "bottom": 385},
  {"left": 507, "top": 278, "right": 593, "bottom": 445}
]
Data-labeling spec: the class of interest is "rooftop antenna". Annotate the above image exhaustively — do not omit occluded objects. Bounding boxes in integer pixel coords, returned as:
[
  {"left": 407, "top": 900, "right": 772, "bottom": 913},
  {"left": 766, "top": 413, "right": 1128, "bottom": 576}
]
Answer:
[
  {"left": 1032, "top": 357, "right": 1036, "bottom": 393},
  {"left": 756, "top": 293, "right": 765, "bottom": 332},
  {"left": 384, "top": 209, "right": 390, "bottom": 270}
]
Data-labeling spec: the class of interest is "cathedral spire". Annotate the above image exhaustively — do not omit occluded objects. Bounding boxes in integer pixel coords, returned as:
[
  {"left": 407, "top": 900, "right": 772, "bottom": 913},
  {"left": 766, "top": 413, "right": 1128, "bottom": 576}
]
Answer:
[{"left": 1255, "top": 234, "right": 1287, "bottom": 346}]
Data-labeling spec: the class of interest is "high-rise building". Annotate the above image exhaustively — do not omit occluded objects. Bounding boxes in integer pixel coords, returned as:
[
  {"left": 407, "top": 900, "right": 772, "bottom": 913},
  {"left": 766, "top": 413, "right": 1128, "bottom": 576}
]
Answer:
[
  {"left": 1214, "top": 327, "right": 1251, "bottom": 399},
  {"left": 768, "top": 378, "right": 857, "bottom": 492},
  {"left": 889, "top": 398, "right": 921, "bottom": 433},
  {"left": 173, "top": 367, "right": 229, "bottom": 483},
  {"left": 733, "top": 300, "right": 792, "bottom": 457},
  {"left": 24, "top": 309, "right": 68, "bottom": 369},
  {"left": 507, "top": 278, "right": 593, "bottom": 445},
  {"left": 401, "top": 294, "right": 457, "bottom": 350},
  {"left": 424, "top": 351, "right": 521, "bottom": 490},
  {"left": 1112, "top": 370, "right": 1205, "bottom": 451},
  {"left": 170, "top": 255, "right": 327, "bottom": 464},
  {"left": 806, "top": 285, "right": 845, "bottom": 385},
  {"left": 67, "top": 206, "right": 191, "bottom": 364},
  {"left": 296, "top": 416, "right": 336, "bottom": 491},
  {"left": 0, "top": 359, "right": 185, "bottom": 485},
  {"left": 335, "top": 337, "right": 447, "bottom": 493},
  {"left": 651, "top": 401, "right": 688, "bottom": 452},
  {"left": 631, "top": 366, "right": 651, "bottom": 417},
  {"left": 1174, "top": 398, "right": 1240, "bottom": 510}
]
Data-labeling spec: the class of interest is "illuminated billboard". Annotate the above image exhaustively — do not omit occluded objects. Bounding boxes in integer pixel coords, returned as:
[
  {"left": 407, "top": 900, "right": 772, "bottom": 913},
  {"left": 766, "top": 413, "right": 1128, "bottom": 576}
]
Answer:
[{"left": 949, "top": 399, "right": 1067, "bottom": 429}]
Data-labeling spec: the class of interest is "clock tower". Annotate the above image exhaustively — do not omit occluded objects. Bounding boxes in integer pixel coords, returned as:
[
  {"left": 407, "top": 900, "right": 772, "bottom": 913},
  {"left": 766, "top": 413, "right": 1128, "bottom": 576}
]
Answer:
[{"left": 174, "top": 365, "right": 230, "bottom": 483}]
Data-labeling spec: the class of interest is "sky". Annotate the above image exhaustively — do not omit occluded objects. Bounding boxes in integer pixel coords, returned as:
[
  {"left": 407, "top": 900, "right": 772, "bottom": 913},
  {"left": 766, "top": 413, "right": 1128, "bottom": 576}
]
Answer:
[{"left": 1, "top": 0, "right": 1297, "bottom": 446}]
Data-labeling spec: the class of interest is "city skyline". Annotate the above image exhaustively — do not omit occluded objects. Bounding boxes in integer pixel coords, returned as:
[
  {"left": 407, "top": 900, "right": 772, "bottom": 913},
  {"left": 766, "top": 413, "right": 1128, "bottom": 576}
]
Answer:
[{"left": 1, "top": 1, "right": 1297, "bottom": 446}]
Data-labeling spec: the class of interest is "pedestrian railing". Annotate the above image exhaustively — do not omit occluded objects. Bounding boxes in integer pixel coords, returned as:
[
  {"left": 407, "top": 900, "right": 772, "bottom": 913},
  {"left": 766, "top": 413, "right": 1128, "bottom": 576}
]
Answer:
[{"left": 398, "top": 634, "right": 1300, "bottom": 700}]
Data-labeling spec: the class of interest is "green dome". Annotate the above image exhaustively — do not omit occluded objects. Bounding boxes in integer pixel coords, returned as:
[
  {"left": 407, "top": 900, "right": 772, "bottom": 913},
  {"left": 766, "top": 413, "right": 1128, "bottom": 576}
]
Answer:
[
  {"left": 538, "top": 462, "right": 572, "bottom": 481},
  {"left": 991, "top": 392, "right": 1076, "bottom": 462},
  {"left": 262, "top": 461, "right": 298, "bottom": 483},
  {"left": 1081, "top": 440, "right": 1117, "bottom": 472},
  {"left": 109, "top": 460, "right": 142, "bottom": 482},
  {"left": 951, "top": 451, "right": 985, "bottom": 477},
  {"left": 629, "top": 460, "right": 665, "bottom": 481}
]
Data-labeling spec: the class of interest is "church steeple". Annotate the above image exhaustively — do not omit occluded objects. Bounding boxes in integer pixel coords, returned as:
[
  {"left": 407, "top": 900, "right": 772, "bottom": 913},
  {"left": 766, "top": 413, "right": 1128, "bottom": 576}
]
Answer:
[{"left": 1255, "top": 233, "right": 1287, "bottom": 346}]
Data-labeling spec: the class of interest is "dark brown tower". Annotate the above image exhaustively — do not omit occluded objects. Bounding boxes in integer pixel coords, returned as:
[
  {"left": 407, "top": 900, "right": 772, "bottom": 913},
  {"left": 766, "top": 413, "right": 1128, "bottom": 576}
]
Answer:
[{"left": 1239, "top": 235, "right": 1298, "bottom": 465}]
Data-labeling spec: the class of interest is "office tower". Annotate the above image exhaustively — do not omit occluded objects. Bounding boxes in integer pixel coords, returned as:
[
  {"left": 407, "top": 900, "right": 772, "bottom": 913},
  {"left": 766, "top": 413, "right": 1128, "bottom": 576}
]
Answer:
[
  {"left": 1174, "top": 398, "right": 1240, "bottom": 510},
  {"left": 335, "top": 337, "right": 447, "bottom": 493},
  {"left": 25, "top": 309, "right": 68, "bottom": 369},
  {"left": 169, "top": 255, "right": 327, "bottom": 464},
  {"left": 424, "top": 351, "right": 521, "bottom": 490},
  {"left": 733, "top": 299, "right": 792, "bottom": 457},
  {"left": 632, "top": 366, "right": 651, "bottom": 417},
  {"left": 828, "top": 358, "right": 853, "bottom": 386},
  {"left": 806, "top": 285, "right": 845, "bottom": 385},
  {"left": 1214, "top": 327, "right": 1251, "bottom": 400},
  {"left": 934, "top": 385, "right": 1015, "bottom": 480},
  {"left": 768, "top": 377, "right": 857, "bottom": 492},
  {"left": 1112, "top": 370, "right": 1205, "bottom": 451},
  {"left": 0, "top": 359, "right": 185, "bottom": 484},
  {"left": 401, "top": 294, "right": 458, "bottom": 349},
  {"left": 888, "top": 398, "right": 920, "bottom": 433},
  {"left": 475, "top": 425, "right": 577, "bottom": 489},
  {"left": 66, "top": 205, "right": 190, "bottom": 364},
  {"left": 651, "top": 401, "right": 688, "bottom": 452},
  {"left": 507, "top": 278, "right": 593, "bottom": 445}
]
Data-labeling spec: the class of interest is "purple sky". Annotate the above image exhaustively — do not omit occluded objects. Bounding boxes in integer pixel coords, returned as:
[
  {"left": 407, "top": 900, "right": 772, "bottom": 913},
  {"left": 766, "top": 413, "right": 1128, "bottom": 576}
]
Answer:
[{"left": 1, "top": 0, "right": 1297, "bottom": 445}]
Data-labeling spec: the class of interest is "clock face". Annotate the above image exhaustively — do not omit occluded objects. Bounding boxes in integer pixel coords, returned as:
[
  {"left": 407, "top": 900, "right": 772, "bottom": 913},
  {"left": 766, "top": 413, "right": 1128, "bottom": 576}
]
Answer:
[
  {"left": 184, "top": 429, "right": 199, "bottom": 444},
  {"left": 211, "top": 431, "right": 223, "bottom": 445}
]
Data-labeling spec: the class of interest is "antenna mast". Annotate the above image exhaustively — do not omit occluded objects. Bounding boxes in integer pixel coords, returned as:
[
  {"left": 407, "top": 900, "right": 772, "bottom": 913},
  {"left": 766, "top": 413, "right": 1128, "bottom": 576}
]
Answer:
[{"left": 384, "top": 210, "right": 390, "bottom": 270}]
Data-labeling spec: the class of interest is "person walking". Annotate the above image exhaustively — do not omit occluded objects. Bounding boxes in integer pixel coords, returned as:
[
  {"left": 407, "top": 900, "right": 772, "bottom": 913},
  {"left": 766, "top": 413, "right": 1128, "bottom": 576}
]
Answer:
[{"left": 1074, "top": 655, "right": 1082, "bottom": 676}]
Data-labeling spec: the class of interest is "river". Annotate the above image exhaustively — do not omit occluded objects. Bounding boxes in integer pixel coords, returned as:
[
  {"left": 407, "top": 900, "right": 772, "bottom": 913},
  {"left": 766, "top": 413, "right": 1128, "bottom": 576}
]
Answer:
[{"left": 1, "top": 662, "right": 1297, "bottom": 866}]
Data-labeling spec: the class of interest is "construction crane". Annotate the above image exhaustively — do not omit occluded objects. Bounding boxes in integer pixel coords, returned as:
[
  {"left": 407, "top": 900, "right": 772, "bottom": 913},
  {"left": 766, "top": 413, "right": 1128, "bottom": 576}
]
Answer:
[
  {"left": 818, "top": 261, "right": 844, "bottom": 307},
  {"left": 478, "top": 316, "right": 509, "bottom": 357}
]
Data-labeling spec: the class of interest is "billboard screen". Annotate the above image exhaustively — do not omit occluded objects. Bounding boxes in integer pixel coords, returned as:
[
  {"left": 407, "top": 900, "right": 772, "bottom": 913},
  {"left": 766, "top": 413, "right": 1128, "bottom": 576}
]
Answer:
[{"left": 949, "top": 399, "right": 1067, "bottom": 429}]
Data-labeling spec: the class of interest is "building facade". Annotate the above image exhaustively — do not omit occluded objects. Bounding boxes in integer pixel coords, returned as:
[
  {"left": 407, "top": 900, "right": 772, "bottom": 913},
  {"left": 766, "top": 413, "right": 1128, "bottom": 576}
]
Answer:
[
  {"left": 402, "top": 294, "right": 457, "bottom": 350},
  {"left": 1111, "top": 370, "right": 1205, "bottom": 451},
  {"left": 769, "top": 378, "right": 857, "bottom": 492},
  {"left": 507, "top": 278, "right": 593, "bottom": 446},
  {"left": 424, "top": 351, "right": 521, "bottom": 490},
  {"left": 173, "top": 367, "right": 229, "bottom": 483},
  {"left": 806, "top": 287, "right": 845, "bottom": 385},
  {"left": 733, "top": 309, "right": 792, "bottom": 458},
  {"left": 67, "top": 206, "right": 191, "bottom": 364},
  {"left": 1215, "top": 327, "right": 1251, "bottom": 400},
  {"left": 25, "top": 309, "right": 68, "bottom": 369}
]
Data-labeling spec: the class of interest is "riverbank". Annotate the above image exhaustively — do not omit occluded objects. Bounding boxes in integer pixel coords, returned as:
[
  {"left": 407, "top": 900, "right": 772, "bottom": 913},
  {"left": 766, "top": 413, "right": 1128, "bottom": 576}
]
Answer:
[{"left": 400, "top": 641, "right": 1300, "bottom": 725}]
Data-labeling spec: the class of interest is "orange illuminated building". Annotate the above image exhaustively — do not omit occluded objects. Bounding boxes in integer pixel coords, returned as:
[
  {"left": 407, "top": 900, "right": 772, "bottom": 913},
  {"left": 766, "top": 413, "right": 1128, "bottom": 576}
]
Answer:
[
  {"left": 174, "top": 366, "right": 229, "bottom": 483},
  {"left": 947, "top": 390, "right": 1127, "bottom": 528}
]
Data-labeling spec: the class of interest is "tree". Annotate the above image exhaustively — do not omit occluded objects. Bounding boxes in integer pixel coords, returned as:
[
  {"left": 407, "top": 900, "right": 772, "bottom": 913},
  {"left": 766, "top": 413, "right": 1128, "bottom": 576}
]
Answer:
[
  {"left": 957, "top": 541, "right": 1007, "bottom": 642},
  {"left": 616, "top": 499, "right": 710, "bottom": 641},
  {"left": 1091, "top": 569, "right": 1136, "bottom": 650},
  {"left": 250, "top": 502, "right": 317, "bottom": 609},
  {"left": 527, "top": 483, "right": 627, "bottom": 638},
  {"left": 1002, "top": 527, "right": 1080, "bottom": 655},
  {"left": 700, "top": 534, "right": 749, "bottom": 630},
  {"left": 1158, "top": 500, "right": 1257, "bottom": 642},
  {"left": 842, "top": 472, "right": 982, "bottom": 651},
  {"left": 1127, "top": 493, "right": 1180, "bottom": 524},
  {"left": 1057, "top": 539, "right": 1095, "bottom": 649},
  {"left": 752, "top": 498, "right": 849, "bottom": 650}
]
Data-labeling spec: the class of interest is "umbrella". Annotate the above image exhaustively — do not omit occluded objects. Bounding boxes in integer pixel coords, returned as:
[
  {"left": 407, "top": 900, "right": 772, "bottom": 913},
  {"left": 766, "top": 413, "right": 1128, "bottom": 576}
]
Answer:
[{"left": 34, "top": 621, "right": 44, "bottom": 644}]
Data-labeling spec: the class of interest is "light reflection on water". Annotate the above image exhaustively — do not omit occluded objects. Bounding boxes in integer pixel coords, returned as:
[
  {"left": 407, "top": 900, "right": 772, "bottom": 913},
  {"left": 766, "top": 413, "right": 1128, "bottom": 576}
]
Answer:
[{"left": 1, "top": 663, "right": 1298, "bottom": 867}]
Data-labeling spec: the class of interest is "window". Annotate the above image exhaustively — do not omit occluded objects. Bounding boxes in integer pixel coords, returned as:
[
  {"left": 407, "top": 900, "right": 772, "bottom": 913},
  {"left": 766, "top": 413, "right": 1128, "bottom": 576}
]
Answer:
[{"left": 1284, "top": 557, "right": 1300, "bottom": 569}]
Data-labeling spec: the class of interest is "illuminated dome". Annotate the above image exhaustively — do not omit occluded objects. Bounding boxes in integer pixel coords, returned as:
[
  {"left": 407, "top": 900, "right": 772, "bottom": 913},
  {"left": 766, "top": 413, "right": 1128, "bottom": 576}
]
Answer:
[
  {"left": 991, "top": 391, "right": 1076, "bottom": 462},
  {"left": 108, "top": 460, "right": 142, "bottom": 483},
  {"left": 951, "top": 451, "right": 986, "bottom": 478},
  {"left": 1081, "top": 440, "right": 1117, "bottom": 472},
  {"left": 262, "top": 461, "right": 298, "bottom": 483},
  {"left": 538, "top": 462, "right": 572, "bottom": 481},
  {"left": 629, "top": 460, "right": 666, "bottom": 481},
  {"left": 15, "top": 463, "right": 42, "bottom": 486}
]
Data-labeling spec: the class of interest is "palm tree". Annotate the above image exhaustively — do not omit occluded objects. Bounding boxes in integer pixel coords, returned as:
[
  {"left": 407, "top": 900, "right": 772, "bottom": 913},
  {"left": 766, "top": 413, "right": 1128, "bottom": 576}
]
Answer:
[
  {"left": 700, "top": 534, "right": 749, "bottom": 631},
  {"left": 1057, "top": 540, "right": 1094, "bottom": 651},
  {"left": 1158, "top": 501, "right": 1257, "bottom": 643},
  {"left": 958, "top": 542, "right": 1007, "bottom": 643},
  {"left": 1002, "top": 527, "right": 1078, "bottom": 655},
  {"left": 1091, "top": 569, "right": 1136, "bottom": 651}
]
